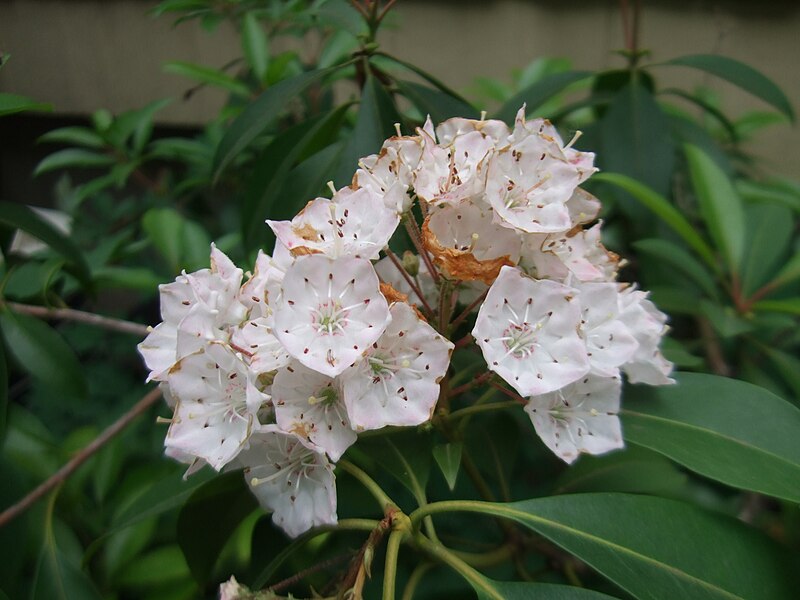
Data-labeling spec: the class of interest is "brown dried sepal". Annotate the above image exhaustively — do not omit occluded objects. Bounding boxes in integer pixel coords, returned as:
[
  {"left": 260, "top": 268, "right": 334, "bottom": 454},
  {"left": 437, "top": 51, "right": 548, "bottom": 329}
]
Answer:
[
  {"left": 379, "top": 282, "right": 427, "bottom": 322},
  {"left": 421, "top": 217, "right": 514, "bottom": 286}
]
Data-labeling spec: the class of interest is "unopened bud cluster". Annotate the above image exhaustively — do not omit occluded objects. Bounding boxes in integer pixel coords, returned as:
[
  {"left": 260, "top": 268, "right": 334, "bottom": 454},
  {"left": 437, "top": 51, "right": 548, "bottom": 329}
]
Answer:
[{"left": 139, "top": 107, "right": 673, "bottom": 538}]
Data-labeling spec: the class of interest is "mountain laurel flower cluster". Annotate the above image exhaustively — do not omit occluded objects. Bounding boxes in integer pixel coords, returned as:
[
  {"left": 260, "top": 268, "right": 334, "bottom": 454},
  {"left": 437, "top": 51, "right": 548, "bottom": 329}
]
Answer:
[{"left": 138, "top": 107, "right": 673, "bottom": 538}]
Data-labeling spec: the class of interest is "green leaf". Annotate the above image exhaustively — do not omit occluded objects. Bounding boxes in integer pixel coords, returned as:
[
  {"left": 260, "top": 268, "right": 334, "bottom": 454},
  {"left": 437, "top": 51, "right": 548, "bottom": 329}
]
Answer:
[
  {"left": 432, "top": 442, "right": 462, "bottom": 491},
  {"left": 664, "top": 54, "right": 795, "bottom": 121},
  {"left": 115, "top": 545, "right": 191, "bottom": 589},
  {"left": 623, "top": 372, "right": 800, "bottom": 503},
  {"left": 0, "top": 337, "right": 7, "bottom": 441},
  {"left": 473, "top": 579, "right": 618, "bottom": 600},
  {"left": 753, "top": 298, "right": 800, "bottom": 316},
  {"left": 760, "top": 346, "right": 800, "bottom": 401},
  {"left": 38, "top": 127, "right": 105, "bottom": 149},
  {"left": 357, "top": 431, "right": 432, "bottom": 501},
  {"left": 660, "top": 88, "right": 738, "bottom": 141},
  {"left": 699, "top": 299, "right": 754, "bottom": 338},
  {"left": 164, "top": 61, "right": 250, "bottom": 97},
  {"left": 633, "top": 238, "right": 719, "bottom": 299},
  {"left": 333, "top": 73, "right": 401, "bottom": 186},
  {"left": 141, "top": 208, "right": 211, "bottom": 273},
  {"left": 684, "top": 144, "right": 746, "bottom": 273},
  {"left": 600, "top": 83, "right": 676, "bottom": 202},
  {"left": 0, "top": 311, "right": 87, "bottom": 400},
  {"left": 553, "top": 446, "right": 686, "bottom": 496},
  {"left": 396, "top": 80, "right": 479, "bottom": 124},
  {"left": 740, "top": 203, "right": 793, "bottom": 295},
  {"left": 241, "top": 12, "right": 269, "bottom": 82},
  {"left": 442, "top": 493, "right": 796, "bottom": 599},
  {"left": 376, "top": 53, "right": 474, "bottom": 108},
  {"left": 591, "top": 173, "right": 717, "bottom": 268},
  {"left": 0, "top": 93, "right": 52, "bottom": 117},
  {"left": 34, "top": 149, "right": 115, "bottom": 176},
  {"left": 131, "top": 99, "right": 172, "bottom": 155},
  {"left": 738, "top": 179, "right": 800, "bottom": 213},
  {"left": 495, "top": 70, "right": 592, "bottom": 123},
  {"left": 242, "top": 105, "right": 349, "bottom": 249},
  {"left": 177, "top": 471, "right": 257, "bottom": 586},
  {"left": 213, "top": 66, "right": 344, "bottom": 178},
  {"left": 31, "top": 543, "right": 101, "bottom": 600}
]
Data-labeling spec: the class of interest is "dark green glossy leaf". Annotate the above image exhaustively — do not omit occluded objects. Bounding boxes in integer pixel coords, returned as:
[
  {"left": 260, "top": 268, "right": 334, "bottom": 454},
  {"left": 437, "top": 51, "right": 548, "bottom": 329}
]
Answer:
[
  {"left": 665, "top": 54, "right": 794, "bottom": 121},
  {"left": 760, "top": 346, "right": 800, "bottom": 401},
  {"left": 740, "top": 203, "right": 793, "bottom": 295},
  {"left": 376, "top": 52, "right": 473, "bottom": 108},
  {"left": 432, "top": 442, "right": 462, "bottom": 491},
  {"left": 31, "top": 543, "right": 101, "bottom": 600},
  {"left": 495, "top": 70, "right": 592, "bottom": 123},
  {"left": 0, "top": 93, "right": 52, "bottom": 116},
  {"left": 38, "top": 127, "right": 105, "bottom": 149},
  {"left": 600, "top": 83, "right": 675, "bottom": 204},
  {"left": 553, "top": 446, "right": 686, "bottom": 496},
  {"left": 164, "top": 61, "right": 250, "bottom": 97},
  {"left": 624, "top": 372, "right": 800, "bottom": 502},
  {"left": 114, "top": 545, "right": 191, "bottom": 589},
  {"left": 213, "top": 66, "right": 344, "bottom": 178},
  {"left": 131, "top": 99, "right": 172, "bottom": 155},
  {"left": 241, "top": 12, "right": 269, "bottom": 82},
  {"left": 34, "top": 149, "right": 115, "bottom": 176},
  {"left": 357, "top": 430, "right": 432, "bottom": 500},
  {"left": 333, "top": 73, "right": 401, "bottom": 186},
  {"left": 141, "top": 208, "right": 212, "bottom": 273},
  {"left": 0, "top": 311, "right": 87, "bottom": 400},
  {"left": 474, "top": 578, "right": 618, "bottom": 600},
  {"left": 177, "top": 471, "right": 257, "bottom": 586},
  {"left": 685, "top": 144, "right": 745, "bottom": 273},
  {"left": 242, "top": 104, "right": 349, "bottom": 248},
  {"left": 591, "top": 173, "right": 716, "bottom": 268},
  {"left": 660, "top": 88, "right": 738, "bottom": 141},
  {"left": 633, "top": 239, "right": 719, "bottom": 299},
  {"left": 699, "top": 299, "right": 754, "bottom": 338},
  {"left": 440, "top": 493, "right": 795, "bottom": 599},
  {"left": 396, "top": 80, "right": 478, "bottom": 124}
]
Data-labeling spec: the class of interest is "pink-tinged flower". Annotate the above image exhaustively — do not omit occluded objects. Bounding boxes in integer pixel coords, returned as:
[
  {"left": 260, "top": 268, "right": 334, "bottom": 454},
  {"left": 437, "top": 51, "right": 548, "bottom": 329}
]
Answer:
[
  {"left": 414, "top": 126, "right": 495, "bottom": 205},
  {"left": 574, "top": 282, "right": 638, "bottom": 377},
  {"left": 165, "top": 342, "right": 269, "bottom": 471},
  {"left": 273, "top": 255, "right": 391, "bottom": 377},
  {"left": 472, "top": 266, "right": 589, "bottom": 396},
  {"left": 239, "top": 425, "right": 337, "bottom": 538},
  {"left": 354, "top": 135, "right": 421, "bottom": 214},
  {"left": 272, "top": 361, "right": 356, "bottom": 462},
  {"left": 525, "top": 374, "right": 623, "bottom": 464},
  {"left": 436, "top": 115, "right": 511, "bottom": 147},
  {"left": 342, "top": 302, "right": 454, "bottom": 431},
  {"left": 138, "top": 244, "right": 247, "bottom": 381},
  {"left": 619, "top": 289, "right": 675, "bottom": 385},
  {"left": 267, "top": 186, "right": 399, "bottom": 260}
]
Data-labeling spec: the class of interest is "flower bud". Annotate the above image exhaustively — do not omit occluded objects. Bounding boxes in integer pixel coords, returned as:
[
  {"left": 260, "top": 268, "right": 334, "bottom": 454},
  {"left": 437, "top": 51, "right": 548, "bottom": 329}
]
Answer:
[{"left": 402, "top": 250, "right": 420, "bottom": 277}]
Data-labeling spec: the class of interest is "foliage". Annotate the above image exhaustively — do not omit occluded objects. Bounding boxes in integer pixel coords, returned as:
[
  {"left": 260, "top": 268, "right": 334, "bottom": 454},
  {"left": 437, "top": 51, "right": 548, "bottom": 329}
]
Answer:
[{"left": 0, "top": 1, "right": 798, "bottom": 599}]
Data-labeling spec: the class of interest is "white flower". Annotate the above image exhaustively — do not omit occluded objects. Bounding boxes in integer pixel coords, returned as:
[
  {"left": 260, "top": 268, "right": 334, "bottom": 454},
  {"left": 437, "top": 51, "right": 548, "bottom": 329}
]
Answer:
[
  {"left": 267, "top": 186, "right": 399, "bottom": 260},
  {"left": 619, "top": 289, "right": 675, "bottom": 385},
  {"left": 239, "top": 425, "right": 337, "bottom": 538},
  {"left": 165, "top": 342, "right": 269, "bottom": 470},
  {"left": 574, "top": 282, "right": 638, "bottom": 377},
  {"left": 138, "top": 244, "right": 247, "bottom": 381},
  {"left": 472, "top": 266, "right": 589, "bottom": 396},
  {"left": 342, "top": 302, "right": 454, "bottom": 431},
  {"left": 272, "top": 361, "right": 356, "bottom": 462},
  {"left": 525, "top": 374, "right": 623, "bottom": 464},
  {"left": 422, "top": 199, "right": 521, "bottom": 284},
  {"left": 273, "top": 255, "right": 391, "bottom": 377},
  {"left": 435, "top": 115, "right": 511, "bottom": 147},
  {"left": 230, "top": 314, "right": 291, "bottom": 376}
]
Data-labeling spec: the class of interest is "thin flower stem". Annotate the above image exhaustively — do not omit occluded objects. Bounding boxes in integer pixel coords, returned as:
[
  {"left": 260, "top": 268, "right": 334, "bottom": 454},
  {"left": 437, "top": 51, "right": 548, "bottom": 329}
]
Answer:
[
  {"left": 0, "top": 386, "right": 163, "bottom": 529},
  {"left": 449, "top": 288, "right": 488, "bottom": 331},
  {"left": 489, "top": 381, "right": 527, "bottom": 403},
  {"left": 453, "top": 333, "right": 473, "bottom": 351},
  {"left": 338, "top": 460, "right": 397, "bottom": 512},
  {"left": 5, "top": 301, "right": 150, "bottom": 337},
  {"left": 447, "top": 371, "right": 492, "bottom": 398},
  {"left": 403, "top": 216, "right": 440, "bottom": 284},
  {"left": 268, "top": 552, "right": 353, "bottom": 593},
  {"left": 383, "top": 529, "right": 405, "bottom": 600},
  {"left": 383, "top": 248, "right": 434, "bottom": 315},
  {"left": 447, "top": 400, "right": 520, "bottom": 423}
]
